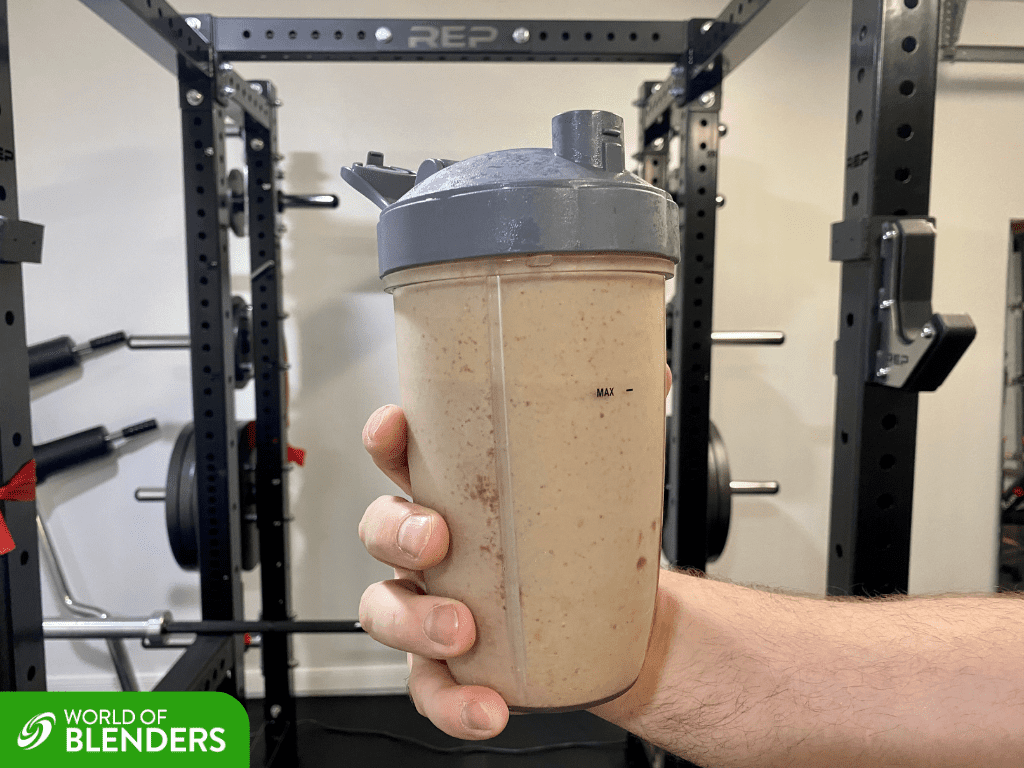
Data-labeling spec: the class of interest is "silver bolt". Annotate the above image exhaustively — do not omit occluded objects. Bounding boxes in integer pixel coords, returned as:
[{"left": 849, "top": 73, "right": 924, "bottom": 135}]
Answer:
[
  {"left": 276, "top": 223, "right": 288, "bottom": 234},
  {"left": 876, "top": 367, "right": 890, "bottom": 379},
  {"left": 652, "top": 136, "right": 665, "bottom": 151},
  {"left": 701, "top": 21, "right": 714, "bottom": 34},
  {"left": 652, "top": 83, "right": 662, "bottom": 93},
  {"left": 272, "top": 153, "right": 285, "bottom": 162},
  {"left": 921, "top": 323, "right": 935, "bottom": 338},
  {"left": 250, "top": 137, "right": 265, "bottom": 151},
  {"left": 273, "top": 99, "right": 283, "bottom": 107},
  {"left": 882, "top": 229, "right": 897, "bottom": 240},
  {"left": 512, "top": 26, "right": 530, "bottom": 44},
  {"left": 879, "top": 299, "right": 894, "bottom": 310},
  {"left": 249, "top": 82, "right": 263, "bottom": 94},
  {"left": 221, "top": 85, "right": 236, "bottom": 98},
  {"left": 185, "top": 89, "right": 203, "bottom": 106},
  {"left": 276, "top": 169, "right": 285, "bottom": 179},
  {"left": 185, "top": 16, "right": 202, "bottom": 31},
  {"left": 699, "top": 91, "right": 716, "bottom": 108},
  {"left": 261, "top": 182, "right": 272, "bottom": 191},
  {"left": 218, "top": 61, "right": 233, "bottom": 72},
  {"left": 203, "top": 146, "right": 214, "bottom": 157},
  {"left": 718, "top": 123, "right": 728, "bottom": 138},
  {"left": 375, "top": 26, "right": 393, "bottom": 43},
  {"left": 269, "top": 704, "right": 282, "bottom": 719},
  {"left": 715, "top": 194, "right": 726, "bottom": 208}
]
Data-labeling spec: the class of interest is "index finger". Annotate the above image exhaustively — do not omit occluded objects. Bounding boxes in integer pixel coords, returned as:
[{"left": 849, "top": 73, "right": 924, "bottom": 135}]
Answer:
[{"left": 363, "top": 405, "right": 412, "bottom": 496}]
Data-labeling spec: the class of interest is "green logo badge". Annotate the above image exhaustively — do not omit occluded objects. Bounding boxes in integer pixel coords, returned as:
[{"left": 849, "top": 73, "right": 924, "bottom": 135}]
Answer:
[{"left": 0, "top": 692, "right": 248, "bottom": 766}]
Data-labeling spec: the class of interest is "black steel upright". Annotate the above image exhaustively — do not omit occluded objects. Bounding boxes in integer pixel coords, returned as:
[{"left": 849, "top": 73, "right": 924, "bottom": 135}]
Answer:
[
  {"left": 245, "top": 81, "right": 298, "bottom": 765},
  {"left": 160, "top": 56, "right": 246, "bottom": 694},
  {"left": 826, "top": 0, "right": 941, "bottom": 596},
  {"left": 0, "top": 0, "right": 47, "bottom": 693}
]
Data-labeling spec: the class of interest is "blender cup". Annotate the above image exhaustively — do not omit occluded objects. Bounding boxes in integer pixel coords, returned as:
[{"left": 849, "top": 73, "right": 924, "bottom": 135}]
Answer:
[{"left": 344, "top": 110, "right": 679, "bottom": 712}]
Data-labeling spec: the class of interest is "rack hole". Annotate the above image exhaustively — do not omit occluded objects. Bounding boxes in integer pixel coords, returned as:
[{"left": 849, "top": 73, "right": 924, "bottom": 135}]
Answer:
[
  {"left": 561, "top": 31, "right": 569, "bottom": 41},
  {"left": 876, "top": 493, "right": 894, "bottom": 511},
  {"left": 880, "top": 454, "right": 896, "bottom": 470},
  {"left": 846, "top": 313, "right": 854, "bottom": 327},
  {"left": 897, "top": 123, "right": 913, "bottom": 139},
  {"left": 904, "top": 0, "right": 919, "bottom": 6},
  {"left": 840, "top": 430, "right": 849, "bottom": 444},
  {"left": 243, "top": 30, "right": 250, "bottom": 38},
  {"left": 881, "top": 413, "right": 898, "bottom": 430},
  {"left": 858, "top": 25, "right": 867, "bottom": 41},
  {"left": 835, "top": 544, "right": 843, "bottom": 558},
  {"left": 855, "top": 109, "right": 863, "bottom": 124},
  {"left": 539, "top": 31, "right": 548, "bottom": 40},
  {"left": 629, "top": 32, "right": 637, "bottom": 41},
  {"left": 265, "top": 30, "right": 274, "bottom": 39},
  {"left": 12, "top": 432, "right": 20, "bottom": 447},
  {"left": 902, "top": 36, "right": 917, "bottom": 53},
  {"left": 27, "top": 666, "right": 36, "bottom": 681},
  {"left": 288, "top": 30, "right": 297, "bottom": 39},
  {"left": 4, "top": 311, "right": 13, "bottom": 325},
  {"left": 894, "top": 167, "right": 911, "bottom": 182},
  {"left": 899, "top": 80, "right": 915, "bottom": 96},
  {"left": 20, "top": 551, "right": 28, "bottom": 565},
  {"left": 357, "top": 30, "right": 366, "bottom": 40},
  {"left": 852, "top": 192, "right": 860, "bottom": 206}
]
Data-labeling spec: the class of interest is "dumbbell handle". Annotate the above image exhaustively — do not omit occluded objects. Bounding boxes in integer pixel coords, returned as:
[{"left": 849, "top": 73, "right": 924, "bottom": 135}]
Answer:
[
  {"left": 730, "top": 480, "right": 780, "bottom": 494},
  {"left": 35, "top": 420, "right": 158, "bottom": 484}
]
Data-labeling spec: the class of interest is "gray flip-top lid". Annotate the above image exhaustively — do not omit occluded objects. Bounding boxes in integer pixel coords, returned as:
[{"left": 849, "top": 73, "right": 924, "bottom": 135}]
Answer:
[{"left": 341, "top": 110, "right": 680, "bottom": 278}]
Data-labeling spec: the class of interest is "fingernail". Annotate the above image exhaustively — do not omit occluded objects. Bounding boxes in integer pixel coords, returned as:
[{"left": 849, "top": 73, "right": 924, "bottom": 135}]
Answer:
[
  {"left": 423, "top": 603, "right": 459, "bottom": 646},
  {"left": 461, "top": 700, "right": 493, "bottom": 732},
  {"left": 397, "top": 513, "right": 432, "bottom": 559},
  {"left": 365, "top": 406, "right": 389, "bottom": 442}
]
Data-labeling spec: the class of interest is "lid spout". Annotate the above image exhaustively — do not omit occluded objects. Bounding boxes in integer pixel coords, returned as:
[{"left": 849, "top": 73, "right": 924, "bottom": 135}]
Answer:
[
  {"left": 341, "top": 152, "right": 417, "bottom": 210},
  {"left": 551, "top": 111, "right": 625, "bottom": 174}
]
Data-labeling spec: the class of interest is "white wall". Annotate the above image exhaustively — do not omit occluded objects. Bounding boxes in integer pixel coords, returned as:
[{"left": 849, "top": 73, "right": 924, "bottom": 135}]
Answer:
[{"left": 8, "top": 0, "right": 1023, "bottom": 694}]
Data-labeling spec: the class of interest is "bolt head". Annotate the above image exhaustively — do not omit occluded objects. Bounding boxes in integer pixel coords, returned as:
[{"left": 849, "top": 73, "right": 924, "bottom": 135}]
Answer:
[
  {"left": 269, "top": 704, "right": 282, "bottom": 719},
  {"left": 921, "top": 324, "right": 935, "bottom": 338},
  {"left": 715, "top": 194, "right": 726, "bottom": 208},
  {"left": 876, "top": 367, "right": 889, "bottom": 379},
  {"left": 699, "top": 91, "right": 716, "bottom": 107},
  {"left": 701, "top": 21, "right": 714, "bottom": 34},
  {"left": 218, "top": 61, "right": 233, "bottom": 72},
  {"left": 221, "top": 85, "right": 236, "bottom": 97},
  {"left": 204, "top": 146, "right": 214, "bottom": 157},
  {"left": 375, "top": 26, "right": 393, "bottom": 43},
  {"left": 512, "top": 26, "right": 530, "bottom": 44},
  {"left": 185, "top": 16, "right": 202, "bottom": 31},
  {"left": 185, "top": 89, "right": 204, "bottom": 106},
  {"left": 717, "top": 123, "right": 728, "bottom": 137},
  {"left": 249, "top": 82, "right": 263, "bottom": 94},
  {"left": 250, "top": 137, "right": 265, "bottom": 151}
]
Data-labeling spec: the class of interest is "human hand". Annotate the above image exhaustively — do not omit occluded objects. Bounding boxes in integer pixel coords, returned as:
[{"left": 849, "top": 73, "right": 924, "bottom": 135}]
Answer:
[{"left": 357, "top": 404, "right": 511, "bottom": 739}]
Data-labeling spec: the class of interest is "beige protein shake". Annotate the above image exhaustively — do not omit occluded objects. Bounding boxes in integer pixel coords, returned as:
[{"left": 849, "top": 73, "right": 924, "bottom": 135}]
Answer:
[{"left": 344, "top": 111, "right": 680, "bottom": 711}]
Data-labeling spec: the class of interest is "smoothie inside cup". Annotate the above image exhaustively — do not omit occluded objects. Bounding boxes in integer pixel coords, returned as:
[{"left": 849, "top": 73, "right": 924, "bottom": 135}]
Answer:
[{"left": 344, "top": 110, "right": 679, "bottom": 711}]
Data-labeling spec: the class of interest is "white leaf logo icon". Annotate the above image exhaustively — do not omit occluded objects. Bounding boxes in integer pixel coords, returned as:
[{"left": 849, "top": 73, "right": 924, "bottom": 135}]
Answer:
[{"left": 17, "top": 712, "right": 55, "bottom": 750}]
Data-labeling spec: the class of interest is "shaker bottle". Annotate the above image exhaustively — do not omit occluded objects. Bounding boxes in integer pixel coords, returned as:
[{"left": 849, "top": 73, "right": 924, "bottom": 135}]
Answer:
[{"left": 343, "top": 110, "right": 680, "bottom": 712}]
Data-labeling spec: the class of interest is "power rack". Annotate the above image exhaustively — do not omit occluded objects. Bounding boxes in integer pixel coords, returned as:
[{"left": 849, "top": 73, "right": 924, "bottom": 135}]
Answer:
[{"left": 0, "top": 0, "right": 979, "bottom": 765}]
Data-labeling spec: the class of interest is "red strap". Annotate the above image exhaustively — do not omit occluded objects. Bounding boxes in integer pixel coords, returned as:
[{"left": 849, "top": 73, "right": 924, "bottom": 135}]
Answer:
[
  {"left": 0, "top": 460, "right": 35, "bottom": 555},
  {"left": 245, "top": 421, "right": 305, "bottom": 467},
  {"left": 287, "top": 446, "right": 306, "bottom": 467}
]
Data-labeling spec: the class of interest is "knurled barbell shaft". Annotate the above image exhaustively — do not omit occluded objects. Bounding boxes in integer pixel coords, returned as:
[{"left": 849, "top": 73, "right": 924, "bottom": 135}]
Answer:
[{"left": 42, "top": 617, "right": 363, "bottom": 639}]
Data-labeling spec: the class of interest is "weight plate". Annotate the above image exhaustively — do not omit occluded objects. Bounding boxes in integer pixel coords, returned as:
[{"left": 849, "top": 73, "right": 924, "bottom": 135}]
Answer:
[
  {"left": 165, "top": 422, "right": 260, "bottom": 572},
  {"left": 165, "top": 423, "right": 199, "bottom": 570},
  {"left": 706, "top": 421, "right": 731, "bottom": 562},
  {"left": 232, "top": 295, "right": 254, "bottom": 389}
]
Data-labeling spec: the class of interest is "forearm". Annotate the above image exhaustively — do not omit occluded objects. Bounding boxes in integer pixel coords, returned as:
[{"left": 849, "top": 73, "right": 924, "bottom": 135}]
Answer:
[{"left": 591, "top": 569, "right": 1024, "bottom": 768}]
